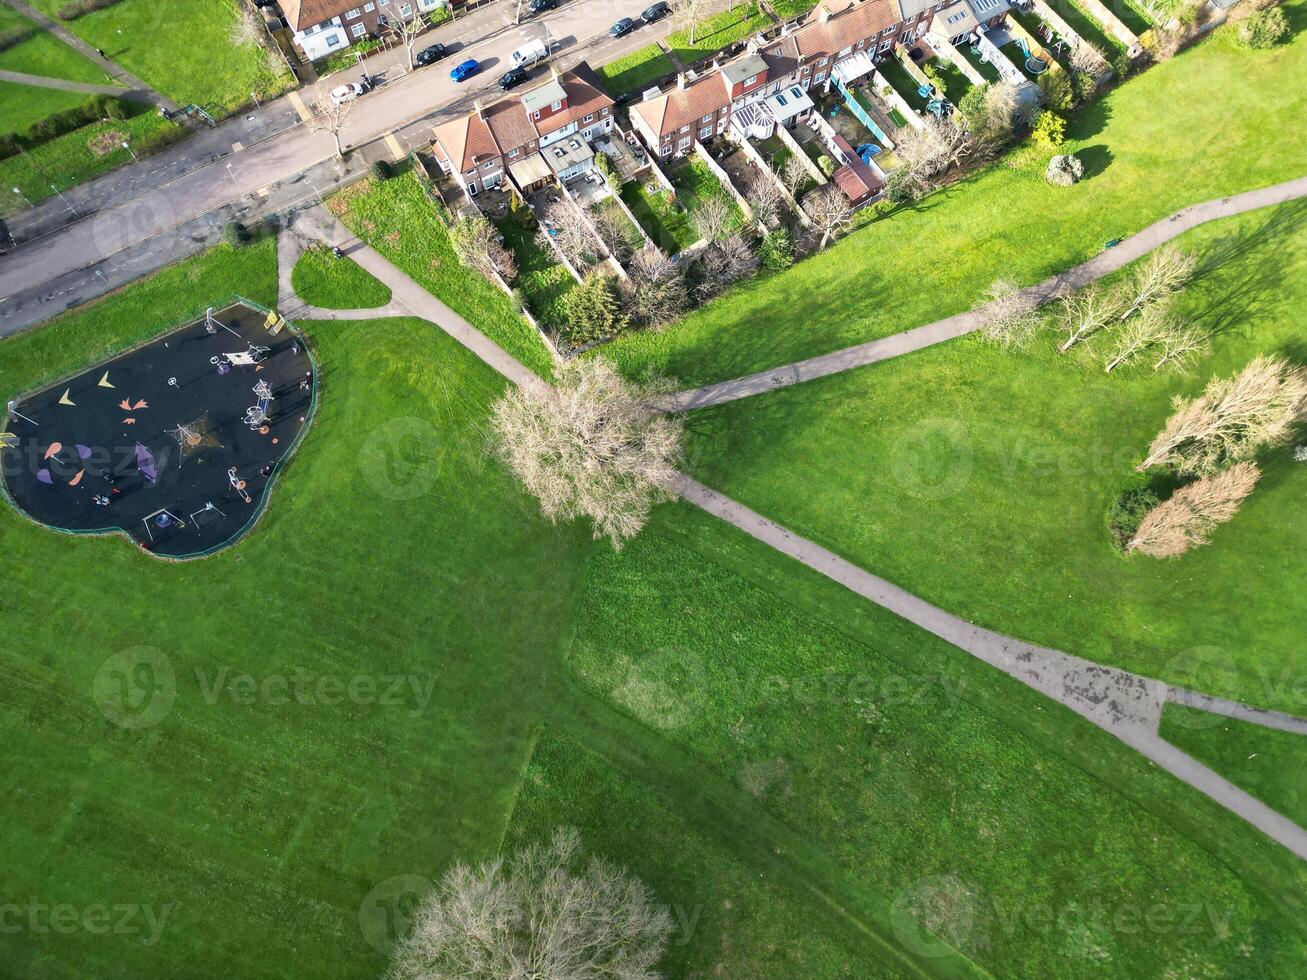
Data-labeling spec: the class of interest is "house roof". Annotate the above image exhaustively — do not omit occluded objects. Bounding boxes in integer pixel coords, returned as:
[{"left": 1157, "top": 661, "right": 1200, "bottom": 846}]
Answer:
[
  {"left": 509, "top": 152, "right": 554, "bottom": 186},
  {"left": 934, "top": 0, "right": 978, "bottom": 35},
  {"left": 788, "top": 0, "right": 902, "bottom": 60},
  {"left": 833, "top": 159, "right": 884, "bottom": 202},
  {"left": 543, "top": 136, "right": 593, "bottom": 174},
  {"left": 631, "top": 72, "right": 731, "bottom": 138},
  {"left": 897, "top": 0, "right": 938, "bottom": 18},
  {"left": 432, "top": 109, "right": 500, "bottom": 174},
  {"left": 721, "top": 53, "right": 768, "bottom": 85},
  {"left": 281, "top": 0, "right": 355, "bottom": 31},
  {"left": 431, "top": 64, "right": 614, "bottom": 166},
  {"left": 522, "top": 78, "right": 568, "bottom": 114}
]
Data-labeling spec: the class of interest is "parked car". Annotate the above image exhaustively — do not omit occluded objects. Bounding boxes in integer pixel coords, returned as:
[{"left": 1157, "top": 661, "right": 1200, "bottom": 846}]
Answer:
[
  {"left": 641, "top": 1, "right": 670, "bottom": 22},
  {"left": 499, "top": 66, "right": 529, "bottom": 90},
  {"left": 450, "top": 59, "right": 480, "bottom": 82},
  {"left": 415, "top": 43, "right": 449, "bottom": 66},
  {"left": 528, "top": 0, "right": 559, "bottom": 12},
  {"left": 609, "top": 17, "right": 635, "bottom": 37},
  {"left": 329, "top": 82, "right": 366, "bottom": 105}
]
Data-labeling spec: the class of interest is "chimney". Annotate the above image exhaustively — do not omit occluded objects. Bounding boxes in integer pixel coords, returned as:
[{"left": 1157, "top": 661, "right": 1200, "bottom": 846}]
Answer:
[
  {"left": 473, "top": 100, "right": 484, "bottom": 119},
  {"left": 676, "top": 73, "right": 687, "bottom": 90},
  {"left": 819, "top": 5, "right": 832, "bottom": 23}
]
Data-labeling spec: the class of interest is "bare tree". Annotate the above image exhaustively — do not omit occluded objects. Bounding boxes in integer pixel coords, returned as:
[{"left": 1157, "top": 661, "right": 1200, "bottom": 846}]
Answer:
[
  {"left": 387, "top": 8, "right": 430, "bottom": 72},
  {"left": 978, "top": 278, "right": 1042, "bottom": 349},
  {"left": 591, "top": 206, "right": 636, "bottom": 263},
  {"left": 671, "top": 0, "right": 710, "bottom": 45},
  {"left": 1070, "top": 42, "right": 1109, "bottom": 80},
  {"left": 779, "top": 153, "right": 809, "bottom": 200},
  {"left": 1139, "top": 355, "right": 1307, "bottom": 474},
  {"left": 391, "top": 827, "right": 673, "bottom": 979},
  {"left": 803, "top": 185, "right": 852, "bottom": 251},
  {"left": 893, "top": 113, "right": 974, "bottom": 196},
  {"left": 624, "top": 246, "right": 689, "bottom": 327},
  {"left": 542, "top": 198, "right": 602, "bottom": 266},
  {"left": 745, "top": 173, "right": 783, "bottom": 228},
  {"left": 1120, "top": 246, "right": 1196, "bottom": 320},
  {"left": 491, "top": 358, "right": 684, "bottom": 547},
  {"left": 449, "top": 211, "right": 517, "bottom": 281},
  {"left": 310, "top": 99, "right": 354, "bottom": 159},
  {"left": 695, "top": 231, "right": 758, "bottom": 299},
  {"left": 1057, "top": 282, "right": 1123, "bottom": 352},
  {"left": 1102, "top": 300, "right": 1208, "bottom": 373},
  {"left": 1127, "top": 462, "right": 1260, "bottom": 557},
  {"left": 691, "top": 194, "right": 734, "bottom": 243}
]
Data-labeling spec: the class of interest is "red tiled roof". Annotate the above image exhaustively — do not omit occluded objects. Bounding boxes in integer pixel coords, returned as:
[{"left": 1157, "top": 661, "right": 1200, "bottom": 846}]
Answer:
[
  {"left": 432, "top": 110, "right": 499, "bottom": 174},
  {"left": 538, "top": 61, "right": 614, "bottom": 135},
  {"left": 281, "top": 0, "right": 357, "bottom": 31},
  {"left": 631, "top": 73, "right": 731, "bottom": 139}
]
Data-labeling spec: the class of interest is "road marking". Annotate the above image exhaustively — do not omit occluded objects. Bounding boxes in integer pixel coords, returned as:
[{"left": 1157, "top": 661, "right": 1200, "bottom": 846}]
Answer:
[
  {"left": 384, "top": 132, "right": 405, "bottom": 160},
  {"left": 232, "top": 141, "right": 244, "bottom": 153},
  {"left": 287, "top": 89, "right": 315, "bottom": 123}
]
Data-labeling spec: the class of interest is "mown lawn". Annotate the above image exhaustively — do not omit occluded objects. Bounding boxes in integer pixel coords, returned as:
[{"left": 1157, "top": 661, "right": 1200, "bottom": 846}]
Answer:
[
  {"left": 879, "top": 55, "right": 930, "bottom": 113},
  {"left": 0, "top": 107, "right": 182, "bottom": 214},
  {"left": 621, "top": 176, "right": 697, "bottom": 253},
  {"left": 0, "top": 79, "right": 90, "bottom": 132},
  {"left": 27, "top": 0, "right": 294, "bottom": 114},
  {"left": 559, "top": 506, "right": 1307, "bottom": 977},
  {"left": 680, "top": 201, "right": 1307, "bottom": 711},
  {"left": 594, "top": 43, "right": 675, "bottom": 97},
  {"left": 601, "top": 17, "right": 1307, "bottom": 385},
  {"left": 0, "top": 240, "right": 591, "bottom": 977},
  {"left": 291, "top": 244, "right": 392, "bottom": 310},
  {"left": 958, "top": 40, "right": 1001, "bottom": 82},
  {"left": 1058, "top": 0, "right": 1128, "bottom": 55},
  {"left": 769, "top": 0, "right": 819, "bottom": 19},
  {"left": 665, "top": 2, "right": 772, "bottom": 65},
  {"left": 0, "top": 6, "right": 115, "bottom": 84},
  {"left": 328, "top": 167, "right": 554, "bottom": 378},
  {"left": 1160, "top": 706, "right": 1307, "bottom": 827},
  {"left": 494, "top": 206, "right": 575, "bottom": 329}
]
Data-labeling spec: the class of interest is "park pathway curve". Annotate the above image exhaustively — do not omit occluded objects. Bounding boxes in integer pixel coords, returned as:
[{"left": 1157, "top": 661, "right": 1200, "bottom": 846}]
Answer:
[
  {"left": 0, "top": 67, "right": 147, "bottom": 99},
  {"left": 284, "top": 201, "right": 1307, "bottom": 863},
  {"left": 661, "top": 175, "right": 1307, "bottom": 412}
]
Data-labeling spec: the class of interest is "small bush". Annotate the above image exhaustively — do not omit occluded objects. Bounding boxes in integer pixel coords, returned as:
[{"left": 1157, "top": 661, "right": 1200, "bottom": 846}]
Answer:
[
  {"left": 816, "top": 154, "right": 835, "bottom": 177},
  {"left": 0, "top": 94, "right": 134, "bottom": 161},
  {"left": 1031, "top": 110, "right": 1066, "bottom": 151},
  {"left": 57, "top": 0, "right": 124, "bottom": 20},
  {"left": 223, "top": 221, "right": 251, "bottom": 247},
  {"left": 1237, "top": 7, "right": 1290, "bottom": 49},
  {"left": 370, "top": 158, "right": 393, "bottom": 181},
  {"left": 757, "top": 228, "right": 794, "bottom": 274},
  {"left": 0, "top": 25, "right": 35, "bottom": 54},
  {"left": 1106, "top": 485, "right": 1161, "bottom": 552}
]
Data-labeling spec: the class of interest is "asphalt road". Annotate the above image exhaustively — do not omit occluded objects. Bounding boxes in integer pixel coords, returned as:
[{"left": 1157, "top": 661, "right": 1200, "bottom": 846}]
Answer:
[{"left": 0, "top": 0, "right": 721, "bottom": 337}]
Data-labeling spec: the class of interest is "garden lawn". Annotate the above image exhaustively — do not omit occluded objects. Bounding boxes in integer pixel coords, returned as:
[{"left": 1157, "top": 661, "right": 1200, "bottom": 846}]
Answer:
[
  {"left": 560, "top": 505, "right": 1307, "bottom": 977},
  {"left": 26, "top": 0, "right": 293, "bottom": 115},
  {"left": 494, "top": 207, "right": 576, "bottom": 329},
  {"left": 291, "top": 244, "right": 392, "bottom": 310},
  {"left": 0, "top": 241, "right": 591, "bottom": 977},
  {"left": 958, "top": 41, "right": 1001, "bottom": 83},
  {"left": 927, "top": 57, "right": 972, "bottom": 103},
  {"left": 1058, "top": 0, "right": 1127, "bottom": 55},
  {"left": 769, "top": 0, "right": 819, "bottom": 19},
  {"left": 328, "top": 167, "right": 554, "bottom": 378},
  {"left": 665, "top": 3, "right": 772, "bottom": 65},
  {"left": 679, "top": 201, "right": 1307, "bottom": 712},
  {"left": 601, "top": 16, "right": 1307, "bottom": 385},
  {"left": 594, "top": 43, "right": 675, "bottom": 97},
  {"left": 878, "top": 55, "right": 930, "bottom": 112},
  {"left": 0, "top": 6, "right": 114, "bottom": 83},
  {"left": 1159, "top": 706, "right": 1307, "bottom": 827},
  {"left": 591, "top": 195, "right": 644, "bottom": 254},
  {"left": 670, "top": 155, "right": 745, "bottom": 230},
  {"left": 0, "top": 79, "right": 90, "bottom": 133},
  {"left": 0, "top": 108, "right": 182, "bottom": 214},
  {"left": 621, "top": 176, "right": 698, "bottom": 253}
]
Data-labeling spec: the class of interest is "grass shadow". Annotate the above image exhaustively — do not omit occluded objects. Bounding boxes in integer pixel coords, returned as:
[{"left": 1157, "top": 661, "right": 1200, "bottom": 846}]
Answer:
[{"left": 1077, "top": 143, "right": 1113, "bottom": 179}]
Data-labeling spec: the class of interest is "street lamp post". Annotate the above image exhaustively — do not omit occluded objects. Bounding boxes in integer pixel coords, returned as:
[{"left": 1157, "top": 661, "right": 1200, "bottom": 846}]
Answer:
[
  {"left": 225, "top": 163, "right": 240, "bottom": 191},
  {"left": 122, "top": 140, "right": 138, "bottom": 163},
  {"left": 11, "top": 186, "right": 30, "bottom": 208},
  {"left": 50, "top": 184, "right": 77, "bottom": 218}
]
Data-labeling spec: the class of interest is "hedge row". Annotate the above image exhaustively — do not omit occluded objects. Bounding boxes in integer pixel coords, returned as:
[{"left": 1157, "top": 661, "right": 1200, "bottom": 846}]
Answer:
[
  {"left": 0, "top": 94, "right": 132, "bottom": 161},
  {"left": 0, "top": 25, "right": 36, "bottom": 53},
  {"left": 57, "top": 0, "right": 124, "bottom": 21}
]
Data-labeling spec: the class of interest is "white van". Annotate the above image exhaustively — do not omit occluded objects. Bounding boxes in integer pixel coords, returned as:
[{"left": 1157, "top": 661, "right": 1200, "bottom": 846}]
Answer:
[{"left": 511, "top": 38, "right": 553, "bottom": 67}]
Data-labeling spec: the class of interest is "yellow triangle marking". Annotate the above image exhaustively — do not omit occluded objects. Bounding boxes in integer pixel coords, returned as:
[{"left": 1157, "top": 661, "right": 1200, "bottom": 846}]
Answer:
[
  {"left": 0, "top": 432, "right": 17, "bottom": 449},
  {"left": 59, "top": 389, "right": 76, "bottom": 406},
  {"left": 98, "top": 372, "right": 115, "bottom": 388}
]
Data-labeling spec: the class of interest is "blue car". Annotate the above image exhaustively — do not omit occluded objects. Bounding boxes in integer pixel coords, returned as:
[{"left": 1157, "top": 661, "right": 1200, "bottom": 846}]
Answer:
[{"left": 450, "top": 59, "right": 480, "bottom": 82}]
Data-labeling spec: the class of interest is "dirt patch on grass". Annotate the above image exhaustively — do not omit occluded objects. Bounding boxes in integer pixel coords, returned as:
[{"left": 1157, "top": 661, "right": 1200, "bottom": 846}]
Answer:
[{"left": 88, "top": 130, "right": 127, "bottom": 157}]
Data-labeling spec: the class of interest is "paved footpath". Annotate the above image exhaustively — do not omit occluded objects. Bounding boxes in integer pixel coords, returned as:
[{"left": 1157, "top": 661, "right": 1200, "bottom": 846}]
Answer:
[
  {"left": 284, "top": 209, "right": 1307, "bottom": 862},
  {"left": 0, "top": 68, "right": 146, "bottom": 98},
  {"left": 662, "top": 176, "right": 1307, "bottom": 412}
]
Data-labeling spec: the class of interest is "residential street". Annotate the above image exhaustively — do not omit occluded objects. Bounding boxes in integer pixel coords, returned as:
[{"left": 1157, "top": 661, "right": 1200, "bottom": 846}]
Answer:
[{"left": 0, "top": 0, "right": 729, "bottom": 337}]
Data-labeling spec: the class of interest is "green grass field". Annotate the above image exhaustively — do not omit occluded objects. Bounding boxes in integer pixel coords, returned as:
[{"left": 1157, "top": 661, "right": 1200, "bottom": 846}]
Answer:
[
  {"left": 679, "top": 201, "right": 1307, "bottom": 711},
  {"left": 0, "top": 6, "right": 115, "bottom": 84},
  {"left": 621, "top": 176, "right": 698, "bottom": 253},
  {"left": 594, "top": 43, "right": 675, "bottom": 97},
  {"left": 291, "top": 244, "right": 392, "bottom": 310},
  {"left": 665, "top": 3, "right": 772, "bottom": 65},
  {"left": 0, "top": 79, "right": 90, "bottom": 132},
  {"left": 328, "top": 168, "right": 554, "bottom": 378},
  {"left": 601, "top": 18, "right": 1307, "bottom": 385},
  {"left": 27, "top": 0, "right": 293, "bottom": 115}
]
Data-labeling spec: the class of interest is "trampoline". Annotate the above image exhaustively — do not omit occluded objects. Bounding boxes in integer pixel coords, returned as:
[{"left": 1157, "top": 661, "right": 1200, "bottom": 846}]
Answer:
[{"left": 1, "top": 301, "right": 317, "bottom": 559}]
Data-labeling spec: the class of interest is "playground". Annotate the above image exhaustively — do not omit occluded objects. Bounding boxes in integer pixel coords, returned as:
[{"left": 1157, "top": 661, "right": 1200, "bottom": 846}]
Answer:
[{"left": 1, "top": 300, "right": 314, "bottom": 559}]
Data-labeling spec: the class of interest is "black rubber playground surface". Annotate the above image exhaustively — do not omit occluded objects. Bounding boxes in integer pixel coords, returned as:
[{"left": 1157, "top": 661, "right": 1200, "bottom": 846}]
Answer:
[{"left": 1, "top": 302, "right": 315, "bottom": 558}]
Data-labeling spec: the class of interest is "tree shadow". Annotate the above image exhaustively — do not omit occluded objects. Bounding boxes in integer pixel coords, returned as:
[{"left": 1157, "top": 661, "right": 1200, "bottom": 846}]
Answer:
[
  {"left": 1067, "top": 96, "right": 1112, "bottom": 141},
  {"left": 1077, "top": 144, "right": 1113, "bottom": 180}
]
